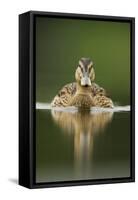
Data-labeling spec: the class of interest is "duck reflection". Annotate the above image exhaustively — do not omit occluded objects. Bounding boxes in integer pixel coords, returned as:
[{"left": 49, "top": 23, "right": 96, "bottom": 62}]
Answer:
[{"left": 51, "top": 109, "right": 113, "bottom": 177}]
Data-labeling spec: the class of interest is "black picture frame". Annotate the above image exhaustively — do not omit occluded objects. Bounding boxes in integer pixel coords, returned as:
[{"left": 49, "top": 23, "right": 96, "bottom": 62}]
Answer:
[{"left": 19, "top": 10, "right": 135, "bottom": 189}]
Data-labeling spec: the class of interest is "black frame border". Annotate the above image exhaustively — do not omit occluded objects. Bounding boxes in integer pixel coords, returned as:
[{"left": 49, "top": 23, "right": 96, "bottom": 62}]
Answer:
[{"left": 19, "top": 11, "right": 135, "bottom": 189}]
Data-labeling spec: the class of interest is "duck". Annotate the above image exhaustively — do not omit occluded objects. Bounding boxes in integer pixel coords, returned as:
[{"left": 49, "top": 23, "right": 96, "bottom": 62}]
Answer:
[{"left": 51, "top": 58, "right": 114, "bottom": 108}]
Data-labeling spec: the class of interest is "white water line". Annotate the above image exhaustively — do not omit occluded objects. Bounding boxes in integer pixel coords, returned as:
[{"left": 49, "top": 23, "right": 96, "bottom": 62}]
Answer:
[{"left": 36, "top": 102, "right": 130, "bottom": 113}]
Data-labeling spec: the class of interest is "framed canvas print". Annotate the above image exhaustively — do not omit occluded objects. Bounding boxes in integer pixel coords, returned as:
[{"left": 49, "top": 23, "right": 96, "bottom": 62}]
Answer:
[{"left": 19, "top": 11, "right": 135, "bottom": 189}]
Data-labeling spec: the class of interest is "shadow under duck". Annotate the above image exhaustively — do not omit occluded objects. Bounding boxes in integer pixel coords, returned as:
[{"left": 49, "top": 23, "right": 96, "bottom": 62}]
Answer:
[{"left": 51, "top": 58, "right": 114, "bottom": 109}]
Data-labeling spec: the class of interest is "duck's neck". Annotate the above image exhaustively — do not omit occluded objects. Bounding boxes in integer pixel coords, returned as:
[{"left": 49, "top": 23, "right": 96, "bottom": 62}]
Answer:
[{"left": 76, "top": 83, "right": 91, "bottom": 95}]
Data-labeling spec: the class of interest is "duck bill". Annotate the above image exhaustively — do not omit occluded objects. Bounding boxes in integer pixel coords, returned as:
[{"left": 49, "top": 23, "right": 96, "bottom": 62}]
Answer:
[{"left": 81, "top": 77, "right": 91, "bottom": 86}]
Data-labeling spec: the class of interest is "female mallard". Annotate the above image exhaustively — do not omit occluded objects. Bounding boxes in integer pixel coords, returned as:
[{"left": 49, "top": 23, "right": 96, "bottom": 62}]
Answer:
[{"left": 51, "top": 58, "right": 114, "bottom": 108}]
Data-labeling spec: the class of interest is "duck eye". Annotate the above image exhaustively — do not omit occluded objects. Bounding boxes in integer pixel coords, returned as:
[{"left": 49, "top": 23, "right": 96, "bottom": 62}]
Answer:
[
  {"left": 78, "top": 64, "right": 83, "bottom": 70},
  {"left": 78, "top": 65, "right": 82, "bottom": 69}
]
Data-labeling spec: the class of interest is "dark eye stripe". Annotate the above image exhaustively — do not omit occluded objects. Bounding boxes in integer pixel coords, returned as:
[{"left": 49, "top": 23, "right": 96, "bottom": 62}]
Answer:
[
  {"left": 88, "top": 66, "right": 92, "bottom": 73},
  {"left": 78, "top": 65, "right": 83, "bottom": 72}
]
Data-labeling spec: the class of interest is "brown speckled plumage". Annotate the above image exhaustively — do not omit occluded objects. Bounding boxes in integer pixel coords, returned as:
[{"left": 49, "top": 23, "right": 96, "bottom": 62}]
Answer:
[{"left": 51, "top": 58, "right": 114, "bottom": 108}]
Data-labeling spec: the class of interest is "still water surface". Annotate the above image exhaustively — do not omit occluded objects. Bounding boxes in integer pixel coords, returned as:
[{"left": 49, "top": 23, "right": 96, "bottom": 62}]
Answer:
[{"left": 36, "top": 103, "right": 130, "bottom": 183}]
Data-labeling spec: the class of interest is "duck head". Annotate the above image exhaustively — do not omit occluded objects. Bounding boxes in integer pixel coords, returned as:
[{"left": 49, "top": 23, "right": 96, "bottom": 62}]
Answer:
[{"left": 75, "top": 58, "right": 95, "bottom": 87}]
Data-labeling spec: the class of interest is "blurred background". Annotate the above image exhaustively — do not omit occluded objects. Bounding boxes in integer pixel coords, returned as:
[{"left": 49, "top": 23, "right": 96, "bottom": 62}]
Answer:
[{"left": 36, "top": 16, "right": 130, "bottom": 105}]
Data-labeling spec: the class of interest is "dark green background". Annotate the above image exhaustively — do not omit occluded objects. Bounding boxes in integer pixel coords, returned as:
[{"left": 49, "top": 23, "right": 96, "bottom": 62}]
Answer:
[{"left": 36, "top": 17, "right": 130, "bottom": 105}]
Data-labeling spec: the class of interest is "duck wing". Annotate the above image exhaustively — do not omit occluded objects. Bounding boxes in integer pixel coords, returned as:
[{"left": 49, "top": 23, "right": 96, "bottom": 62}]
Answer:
[
  {"left": 91, "top": 82, "right": 108, "bottom": 97},
  {"left": 51, "top": 82, "right": 77, "bottom": 107},
  {"left": 91, "top": 83, "right": 114, "bottom": 108}
]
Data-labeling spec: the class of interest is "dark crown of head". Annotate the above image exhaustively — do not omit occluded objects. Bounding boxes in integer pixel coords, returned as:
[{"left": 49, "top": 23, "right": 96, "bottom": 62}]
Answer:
[
  {"left": 80, "top": 58, "right": 92, "bottom": 66},
  {"left": 79, "top": 58, "right": 93, "bottom": 72}
]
